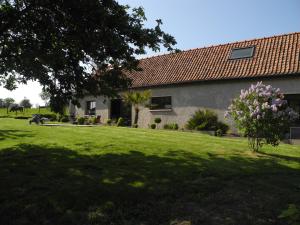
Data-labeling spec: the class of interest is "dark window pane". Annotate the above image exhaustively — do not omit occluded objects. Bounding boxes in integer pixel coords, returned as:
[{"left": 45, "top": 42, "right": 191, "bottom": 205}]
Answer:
[
  {"left": 230, "top": 47, "right": 255, "bottom": 59},
  {"left": 150, "top": 96, "right": 172, "bottom": 110},
  {"left": 86, "top": 101, "right": 96, "bottom": 115}
]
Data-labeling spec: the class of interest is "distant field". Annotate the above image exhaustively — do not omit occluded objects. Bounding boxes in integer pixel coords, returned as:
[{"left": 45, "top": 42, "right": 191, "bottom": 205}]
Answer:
[{"left": 0, "top": 107, "right": 53, "bottom": 117}]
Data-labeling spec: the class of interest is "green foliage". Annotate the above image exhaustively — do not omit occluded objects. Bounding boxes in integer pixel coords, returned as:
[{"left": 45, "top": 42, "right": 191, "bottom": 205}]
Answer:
[
  {"left": 216, "top": 122, "right": 229, "bottom": 135},
  {"left": 0, "top": 98, "right": 4, "bottom": 108},
  {"left": 163, "top": 123, "right": 179, "bottom": 130},
  {"left": 0, "top": 107, "right": 52, "bottom": 117},
  {"left": 187, "top": 109, "right": 218, "bottom": 130},
  {"left": 195, "top": 123, "right": 208, "bottom": 131},
  {"left": 123, "top": 90, "right": 151, "bottom": 107},
  {"left": 215, "top": 129, "right": 223, "bottom": 137},
  {"left": 61, "top": 116, "right": 70, "bottom": 123},
  {"left": 40, "top": 90, "right": 51, "bottom": 106},
  {"left": 0, "top": 1, "right": 177, "bottom": 113},
  {"left": 123, "top": 90, "right": 151, "bottom": 125},
  {"left": 186, "top": 109, "right": 228, "bottom": 135},
  {"left": 90, "top": 117, "right": 98, "bottom": 125},
  {"left": 150, "top": 123, "right": 156, "bottom": 129},
  {"left": 77, "top": 117, "right": 85, "bottom": 125},
  {"left": 3, "top": 98, "right": 15, "bottom": 107},
  {"left": 106, "top": 119, "right": 112, "bottom": 125},
  {"left": 279, "top": 204, "right": 300, "bottom": 225},
  {"left": 87, "top": 118, "right": 94, "bottom": 125},
  {"left": 154, "top": 117, "right": 161, "bottom": 124},
  {"left": 117, "top": 117, "right": 125, "bottom": 127},
  {"left": 19, "top": 98, "right": 32, "bottom": 108},
  {"left": 40, "top": 113, "right": 57, "bottom": 121},
  {"left": 57, "top": 114, "right": 63, "bottom": 122},
  {"left": 3, "top": 98, "right": 15, "bottom": 113}
]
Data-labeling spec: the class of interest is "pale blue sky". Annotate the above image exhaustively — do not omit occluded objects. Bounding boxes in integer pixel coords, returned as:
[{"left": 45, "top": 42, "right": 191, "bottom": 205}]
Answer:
[
  {"left": 1, "top": 0, "right": 299, "bottom": 105},
  {"left": 119, "top": 0, "right": 300, "bottom": 53}
]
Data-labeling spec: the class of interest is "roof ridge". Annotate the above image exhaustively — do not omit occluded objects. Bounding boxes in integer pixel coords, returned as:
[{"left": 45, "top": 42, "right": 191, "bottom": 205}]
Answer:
[{"left": 139, "top": 31, "right": 300, "bottom": 61}]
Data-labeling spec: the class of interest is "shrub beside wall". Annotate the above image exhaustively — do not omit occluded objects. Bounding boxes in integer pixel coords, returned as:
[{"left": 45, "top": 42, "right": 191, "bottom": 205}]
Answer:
[
  {"left": 77, "top": 117, "right": 85, "bottom": 125},
  {"left": 40, "top": 113, "right": 57, "bottom": 121},
  {"left": 117, "top": 117, "right": 125, "bottom": 127},
  {"left": 106, "top": 119, "right": 112, "bottom": 125},
  {"left": 154, "top": 117, "right": 161, "bottom": 129},
  {"left": 150, "top": 123, "right": 156, "bottom": 129},
  {"left": 186, "top": 109, "right": 229, "bottom": 135},
  {"left": 163, "top": 123, "right": 179, "bottom": 130},
  {"left": 60, "top": 115, "right": 70, "bottom": 123}
]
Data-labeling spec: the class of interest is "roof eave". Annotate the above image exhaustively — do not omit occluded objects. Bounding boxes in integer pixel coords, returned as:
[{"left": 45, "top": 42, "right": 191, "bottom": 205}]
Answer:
[{"left": 129, "top": 73, "right": 300, "bottom": 90}]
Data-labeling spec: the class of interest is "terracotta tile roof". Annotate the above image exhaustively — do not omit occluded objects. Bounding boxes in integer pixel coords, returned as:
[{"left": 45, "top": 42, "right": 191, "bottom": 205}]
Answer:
[{"left": 127, "top": 32, "right": 300, "bottom": 88}]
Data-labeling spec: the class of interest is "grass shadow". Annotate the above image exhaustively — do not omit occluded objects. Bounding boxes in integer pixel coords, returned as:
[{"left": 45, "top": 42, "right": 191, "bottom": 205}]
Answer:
[
  {"left": 0, "top": 144, "right": 299, "bottom": 225},
  {"left": 0, "top": 129, "right": 35, "bottom": 141},
  {"left": 257, "top": 151, "right": 300, "bottom": 163}
]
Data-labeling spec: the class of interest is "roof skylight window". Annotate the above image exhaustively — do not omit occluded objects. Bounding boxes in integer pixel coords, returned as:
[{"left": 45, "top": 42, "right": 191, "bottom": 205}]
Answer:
[{"left": 229, "top": 46, "right": 255, "bottom": 59}]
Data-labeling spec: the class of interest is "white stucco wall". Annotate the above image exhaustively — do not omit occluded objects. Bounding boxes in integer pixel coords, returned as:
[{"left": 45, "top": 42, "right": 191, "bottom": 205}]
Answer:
[
  {"left": 75, "top": 96, "right": 110, "bottom": 123},
  {"left": 134, "top": 77, "right": 300, "bottom": 129},
  {"left": 75, "top": 77, "right": 300, "bottom": 129}
]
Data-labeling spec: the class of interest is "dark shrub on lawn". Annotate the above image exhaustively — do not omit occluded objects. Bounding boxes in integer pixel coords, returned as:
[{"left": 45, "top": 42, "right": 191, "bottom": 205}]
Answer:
[
  {"left": 216, "top": 121, "right": 229, "bottom": 135},
  {"left": 57, "top": 114, "right": 69, "bottom": 122},
  {"left": 186, "top": 109, "right": 228, "bottom": 135},
  {"left": 40, "top": 113, "right": 57, "bottom": 121},
  {"left": 77, "top": 117, "right": 85, "bottom": 125},
  {"left": 57, "top": 114, "right": 63, "bottom": 122},
  {"left": 91, "top": 117, "right": 98, "bottom": 124},
  {"left": 195, "top": 123, "right": 207, "bottom": 131},
  {"left": 0, "top": 115, "right": 10, "bottom": 118},
  {"left": 187, "top": 109, "right": 217, "bottom": 130},
  {"left": 87, "top": 118, "right": 93, "bottom": 125},
  {"left": 15, "top": 116, "right": 31, "bottom": 120},
  {"left": 117, "top": 117, "right": 125, "bottom": 127},
  {"left": 163, "top": 123, "right": 179, "bottom": 130},
  {"left": 61, "top": 116, "right": 70, "bottom": 123},
  {"left": 215, "top": 129, "right": 223, "bottom": 137},
  {"left": 106, "top": 119, "right": 112, "bottom": 125},
  {"left": 150, "top": 123, "right": 156, "bottom": 129}
]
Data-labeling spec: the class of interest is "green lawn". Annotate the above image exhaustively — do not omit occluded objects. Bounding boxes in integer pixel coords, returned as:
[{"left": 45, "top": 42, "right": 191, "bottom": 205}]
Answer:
[{"left": 0, "top": 118, "right": 299, "bottom": 225}]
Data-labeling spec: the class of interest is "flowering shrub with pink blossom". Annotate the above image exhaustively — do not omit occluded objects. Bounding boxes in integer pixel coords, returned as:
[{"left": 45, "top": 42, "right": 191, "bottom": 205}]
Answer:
[{"left": 225, "top": 82, "right": 299, "bottom": 151}]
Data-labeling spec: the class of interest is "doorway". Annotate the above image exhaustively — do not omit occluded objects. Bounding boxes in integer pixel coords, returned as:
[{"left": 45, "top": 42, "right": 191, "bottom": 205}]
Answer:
[{"left": 110, "top": 99, "right": 132, "bottom": 125}]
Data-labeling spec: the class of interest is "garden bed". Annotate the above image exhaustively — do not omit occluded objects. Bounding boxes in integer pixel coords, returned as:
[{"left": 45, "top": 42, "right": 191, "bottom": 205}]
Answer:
[{"left": 40, "top": 123, "right": 97, "bottom": 127}]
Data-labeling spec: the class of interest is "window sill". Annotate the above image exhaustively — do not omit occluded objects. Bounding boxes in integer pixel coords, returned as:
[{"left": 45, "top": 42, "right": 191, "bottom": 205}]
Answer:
[{"left": 149, "top": 109, "right": 173, "bottom": 112}]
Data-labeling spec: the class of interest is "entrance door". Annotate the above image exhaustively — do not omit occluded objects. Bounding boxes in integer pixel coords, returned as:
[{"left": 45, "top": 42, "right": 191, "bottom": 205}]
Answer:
[
  {"left": 110, "top": 99, "right": 122, "bottom": 119},
  {"left": 110, "top": 99, "right": 132, "bottom": 125}
]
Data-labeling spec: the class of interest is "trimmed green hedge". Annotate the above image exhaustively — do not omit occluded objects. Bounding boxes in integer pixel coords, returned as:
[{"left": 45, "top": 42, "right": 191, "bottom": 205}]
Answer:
[{"left": 163, "top": 123, "right": 179, "bottom": 130}]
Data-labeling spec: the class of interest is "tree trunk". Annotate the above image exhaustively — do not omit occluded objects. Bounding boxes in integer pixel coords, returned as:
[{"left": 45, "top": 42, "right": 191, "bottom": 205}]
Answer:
[
  {"left": 134, "top": 107, "right": 139, "bottom": 125},
  {"left": 248, "top": 137, "right": 261, "bottom": 152}
]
